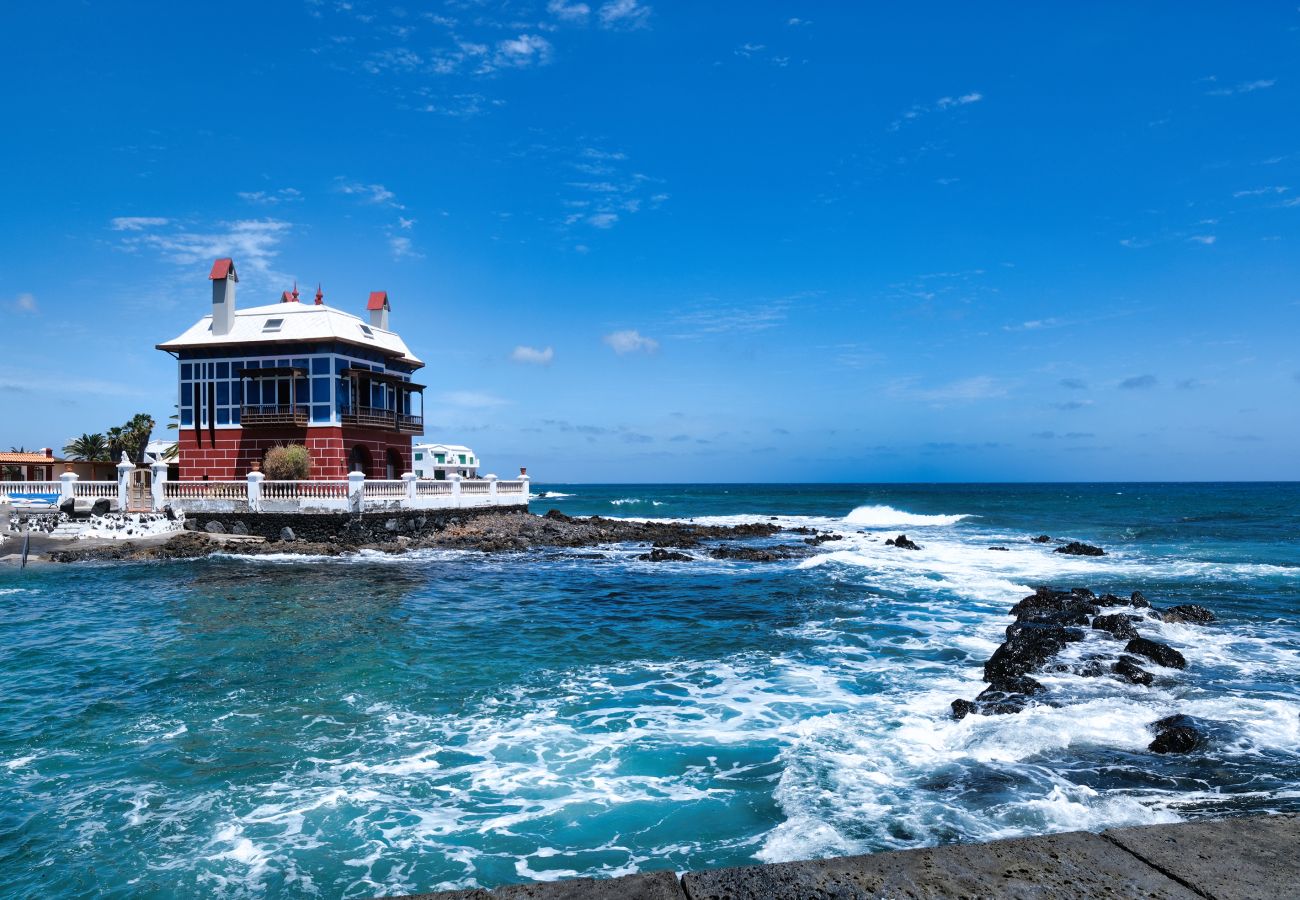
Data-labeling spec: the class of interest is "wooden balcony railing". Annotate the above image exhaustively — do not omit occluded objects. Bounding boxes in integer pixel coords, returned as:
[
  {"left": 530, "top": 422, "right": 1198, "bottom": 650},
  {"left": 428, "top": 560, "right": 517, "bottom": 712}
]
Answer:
[
  {"left": 341, "top": 405, "right": 424, "bottom": 433},
  {"left": 240, "top": 404, "right": 309, "bottom": 427}
]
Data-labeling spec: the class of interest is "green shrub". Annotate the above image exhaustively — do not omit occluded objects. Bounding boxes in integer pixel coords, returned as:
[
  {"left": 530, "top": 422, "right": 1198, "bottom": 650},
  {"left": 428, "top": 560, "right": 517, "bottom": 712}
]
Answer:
[{"left": 263, "top": 444, "right": 312, "bottom": 480}]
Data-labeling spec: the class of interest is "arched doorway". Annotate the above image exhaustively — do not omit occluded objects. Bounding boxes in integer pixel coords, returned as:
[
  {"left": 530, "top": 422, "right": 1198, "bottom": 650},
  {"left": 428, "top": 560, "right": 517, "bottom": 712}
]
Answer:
[
  {"left": 385, "top": 448, "right": 402, "bottom": 480},
  {"left": 349, "top": 444, "right": 373, "bottom": 476}
]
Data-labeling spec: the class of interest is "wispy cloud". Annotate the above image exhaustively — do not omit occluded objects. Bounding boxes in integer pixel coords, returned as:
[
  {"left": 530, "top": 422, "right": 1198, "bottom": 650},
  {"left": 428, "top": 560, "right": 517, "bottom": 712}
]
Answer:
[
  {"left": 237, "top": 188, "right": 302, "bottom": 205},
  {"left": 10, "top": 293, "right": 37, "bottom": 314},
  {"left": 389, "top": 235, "right": 422, "bottom": 259},
  {"left": 886, "top": 375, "right": 1008, "bottom": 403},
  {"left": 1054, "top": 399, "right": 1095, "bottom": 411},
  {"left": 1188, "top": 234, "right": 1217, "bottom": 245},
  {"left": 547, "top": 1, "right": 590, "bottom": 24},
  {"left": 335, "top": 179, "right": 404, "bottom": 208},
  {"left": 1119, "top": 374, "right": 1158, "bottom": 390},
  {"left": 603, "top": 329, "right": 659, "bottom": 354},
  {"left": 598, "top": 0, "right": 651, "bottom": 30},
  {"left": 511, "top": 345, "right": 554, "bottom": 365},
  {"left": 669, "top": 299, "right": 792, "bottom": 339},
  {"left": 1206, "top": 78, "right": 1275, "bottom": 97},
  {"left": 890, "top": 91, "right": 982, "bottom": 131},
  {"left": 560, "top": 145, "right": 666, "bottom": 233},
  {"left": 111, "top": 216, "right": 170, "bottom": 231},
  {"left": 113, "top": 217, "right": 292, "bottom": 280},
  {"left": 488, "top": 34, "right": 553, "bottom": 71},
  {"left": 1059, "top": 378, "right": 1088, "bottom": 390},
  {"left": 1233, "top": 186, "right": 1288, "bottom": 198}
]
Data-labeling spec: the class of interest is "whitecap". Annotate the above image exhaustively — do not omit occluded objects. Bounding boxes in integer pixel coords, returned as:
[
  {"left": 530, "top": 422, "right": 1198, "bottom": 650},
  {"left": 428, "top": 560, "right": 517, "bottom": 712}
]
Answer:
[{"left": 842, "top": 504, "right": 970, "bottom": 528}]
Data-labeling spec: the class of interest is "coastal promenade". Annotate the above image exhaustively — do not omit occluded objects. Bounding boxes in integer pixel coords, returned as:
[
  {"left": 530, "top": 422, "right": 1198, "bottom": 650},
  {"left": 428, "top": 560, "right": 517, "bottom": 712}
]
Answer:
[{"left": 393, "top": 813, "right": 1299, "bottom": 899}]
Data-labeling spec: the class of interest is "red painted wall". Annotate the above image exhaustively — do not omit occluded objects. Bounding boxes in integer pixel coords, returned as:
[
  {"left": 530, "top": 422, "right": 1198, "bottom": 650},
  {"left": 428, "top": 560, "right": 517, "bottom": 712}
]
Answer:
[{"left": 178, "top": 427, "right": 413, "bottom": 480}]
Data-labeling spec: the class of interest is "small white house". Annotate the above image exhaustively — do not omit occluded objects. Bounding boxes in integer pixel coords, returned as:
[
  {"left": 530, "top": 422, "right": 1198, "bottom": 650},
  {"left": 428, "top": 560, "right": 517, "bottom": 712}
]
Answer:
[{"left": 413, "top": 443, "right": 479, "bottom": 480}]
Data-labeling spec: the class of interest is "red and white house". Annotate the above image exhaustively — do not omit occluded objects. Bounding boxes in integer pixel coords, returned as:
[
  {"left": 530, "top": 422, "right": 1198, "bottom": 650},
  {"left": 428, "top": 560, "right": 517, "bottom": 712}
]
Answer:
[{"left": 157, "top": 258, "right": 426, "bottom": 481}]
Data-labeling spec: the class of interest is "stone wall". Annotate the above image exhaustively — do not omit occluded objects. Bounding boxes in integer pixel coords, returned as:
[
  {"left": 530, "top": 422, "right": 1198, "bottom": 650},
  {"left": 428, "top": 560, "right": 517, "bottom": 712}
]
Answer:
[{"left": 184, "top": 503, "right": 525, "bottom": 542}]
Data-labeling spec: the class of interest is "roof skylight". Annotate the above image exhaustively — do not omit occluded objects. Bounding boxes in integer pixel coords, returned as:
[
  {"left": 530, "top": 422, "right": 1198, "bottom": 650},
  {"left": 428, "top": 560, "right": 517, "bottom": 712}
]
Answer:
[{"left": 263, "top": 318, "right": 284, "bottom": 332}]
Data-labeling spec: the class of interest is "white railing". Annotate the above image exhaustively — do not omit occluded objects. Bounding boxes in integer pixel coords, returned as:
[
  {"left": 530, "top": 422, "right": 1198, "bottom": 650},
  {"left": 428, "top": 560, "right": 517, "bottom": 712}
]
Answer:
[
  {"left": 2, "top": 481, "right": 62, "bottom": 495},
  {"left": 73, "top": 481, "right": 118, "bottom": 499},
  {"left": 497, "top": 480, "right": 524, "bottom": 494},
  {"left": 262, "top": 480, "right": 348, "bottom": 500},
  {"left": 165, "top": 481, "right": 248, "bottom": 501},
  {"left": 416, "top": 480, "right": 453, "bottom": 496},
  {"left": 364, "top": 480, "right": 406, "bottom": 499},
  {"left": 461, "top": 480, "right": 490, "bottom": 495}
]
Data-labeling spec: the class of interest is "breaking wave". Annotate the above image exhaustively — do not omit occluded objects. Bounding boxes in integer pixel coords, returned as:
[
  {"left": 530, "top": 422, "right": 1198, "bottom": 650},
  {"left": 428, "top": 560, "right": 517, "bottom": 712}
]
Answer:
[{"left": 842, "top": 504, "right": 970, "bottom": 528}]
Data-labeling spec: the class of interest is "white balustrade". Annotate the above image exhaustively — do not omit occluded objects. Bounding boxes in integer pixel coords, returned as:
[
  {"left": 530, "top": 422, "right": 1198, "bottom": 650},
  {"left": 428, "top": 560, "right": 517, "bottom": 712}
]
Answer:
[
  {"left": 165, "top": 481, "right": 248, "bottom": 500},
  {"left": 363, "top": 479, "right": 407, "bottom": 499},
  {"left": 261, "top": 480, "right": 348, "bottom": 500},
  {"left": 497, "top": 480, "right": 524, "bottom": 494},
  {"left": 73, "top": 482, "right": 118, "bottom": 499},
  {"left": 417, "top": 480, "right": 453, "bottom": 496},
  {"left": 461, "top": 480, "right": 490, "bottom": 495},
  {"left": 1, "top": 481, "right": 63, "bottom": 494}
]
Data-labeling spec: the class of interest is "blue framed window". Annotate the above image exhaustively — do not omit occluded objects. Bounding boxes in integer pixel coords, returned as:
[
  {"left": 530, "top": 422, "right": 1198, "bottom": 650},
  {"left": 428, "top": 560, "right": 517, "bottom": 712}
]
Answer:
[
  {"left": 312, "top": 404, "right": 331, "bottom": 423},
  {"left": 180, "top": 409, "right": 193, "bottom": 426},
  {"left": 216, "top": 382, "right": 229, "bottom": 405},
  {"left": 311, "top": 377, "right": 330, "bottom": 405},
  {"left": 217, "top": 408, "right": 230, "bottom": 425},
  {"left": 180, "top": 363, "right": 192, "bottom": 379},
  {"left": 312, "top": 357, "right": 330, "bottom": 375},
  {"left": 216, "top": 362, "right": 229, "bottom": 379}
]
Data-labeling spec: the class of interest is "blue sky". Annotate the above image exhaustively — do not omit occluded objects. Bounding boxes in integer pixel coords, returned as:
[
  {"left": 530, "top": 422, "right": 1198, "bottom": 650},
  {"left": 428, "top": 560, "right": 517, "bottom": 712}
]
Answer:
[{"left": 2, "top": 2, "right": 1298, "bottom": 481}]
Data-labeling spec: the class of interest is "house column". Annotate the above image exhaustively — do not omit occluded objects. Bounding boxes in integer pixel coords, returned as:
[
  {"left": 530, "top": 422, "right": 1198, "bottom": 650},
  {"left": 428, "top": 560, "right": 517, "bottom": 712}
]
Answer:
[
  {"left": 402, "top": 471, "right": 417, "bottom": 506},
  {"left": 348, "top": 470, "right": 366, "bottom": 515},
  {"left": 486, "top": 473, "right": 498, "bottom": 505},
  {"left": 449, "top": 472, "right": 462, "bottom": 508},
  {"left": 247, "top": 470, "right": 264, "bottom": 513},
  {"left": 519, "top": 468, "right": 531, "bottom": 504},
  {"left": 60, "top": 468, "right": 78, "bottom": 505}
]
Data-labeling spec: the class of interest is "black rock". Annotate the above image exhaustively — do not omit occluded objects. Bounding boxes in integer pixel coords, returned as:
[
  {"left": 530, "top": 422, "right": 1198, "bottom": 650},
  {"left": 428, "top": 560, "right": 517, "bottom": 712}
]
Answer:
[
  {"left": 384, "top": 518, "right": 400, "bottom": 532},
  {"left": 1092, "top": 613, "right": 1141, "bottom": 641},
  {"left": 988, "top": 546, "right": 1009, "bottom": 551},
  {"left": 951, "top": 699, "right": 978, "bottom": 720},
  {"left": 639, "top": 547, "right": 692, "bottom": 562},
  {"left": 1113, "top": 656, "right": 1154, "bottom": 685},
  {"left": 1096, "top": 593, "right": 1127, "bottom": 607},
  {"left": 1125, "top": 637, "right": 1187, "bottom": 669},
  {"left": 1076, "top": 659, "right": 1109, "bottom": 678},
  {"left": 709, "top": 544, "right": 810, "bottom": 562},
  {"left": 1149, "top": 714, "right": 1205, "bottom": 754},
  {"left": 544, "top": 509, "right": 570, "bottom": 521},
  {"left": 91, "top": 498, "right": 111, "bottom": 516},
  {"left": 1031, "top": 534, "right": 1052, "bottom": 543},
  {"left": 1130, "top": 590, "right": 1150, "bottom": 608},
  {"left": 279, "top": 526, "right": 296, "bottom": 542},
  {"left": 59, "top": 496, "right": 76, "bottom": 515},
  {"left": 804, "top": 533, "right": 843, "bottom": 546},
  {"left": 1055, "top": 541, "right": 1105, "bottom": 557},
  {"left": 1157, "top": 604, "right": 1217, "bottom": 625},
  {"left": 1010, "top": 588, "right": 1099, "bottom": 626},
  {"left": 231, "top": 521, "right": 249, "bottom": 536},
  {"left": 163, "top": 505, "right": 176, "bottom": 520},
  {"left": 1070, "top": 588, "right": 1097, "bottom": 599},
  {"left": 885, "top": 534, "right": 920, "bottom": 550},
  {"left": 985, "top": 623, "right": 1083, "bottom": 683},
  {"left": 204, "top": 520, "right": 226, "bottom": 534}
]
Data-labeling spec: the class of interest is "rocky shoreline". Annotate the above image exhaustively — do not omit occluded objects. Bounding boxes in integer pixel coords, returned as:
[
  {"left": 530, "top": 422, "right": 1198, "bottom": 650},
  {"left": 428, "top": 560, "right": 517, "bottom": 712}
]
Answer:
[{"left": 951, "top": 584, "right": 1219, "bottom": 754}]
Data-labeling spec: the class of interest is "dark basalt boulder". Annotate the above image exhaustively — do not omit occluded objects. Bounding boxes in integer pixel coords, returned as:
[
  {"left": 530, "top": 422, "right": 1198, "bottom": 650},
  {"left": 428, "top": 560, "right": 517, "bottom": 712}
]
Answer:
[
  {"left": 1113, "top": 656, "right": 1154, "bottom": 685},
  {"left": 885, "top": 534, "right": 920, "bottom": 550},
  {"left": 1156, "top": 604, "right": 1217, "bottom": 625},
  {"left": 985, "top": 623, "right": 1084, "bottom": 683},
  {"left": 279, "top": 526, "right": 296, "bottom": 542},
  {"left": 59, "top": 496, "right": 76, "bottom": 515},
  {"left": 231, "top": 521, "right": 249, "bottom": 536},
  {"left": 1055, "top": 541, "right": 1105, "bottom": 557},
  {"left": 204, "top": 520, "right": 226, "bottom": 534},
  {"left": 543, "top": 509, "right": 571, "bottom": 521},
  {"left": 1010, "top": 588, "right": 1099, "bottom": 626},
  {"left": 1031, "top": 534, "right": 1052, "bottom": 543},
  {"left": 1095, "top": 593, "right": 1127, "bottom": 607},
  {"left": 988, "top": 546, "right": 1009, "bottom": 551},
  {"left": 638, "top": 547, "right": 692, "bottom": 562},
  {"left": 950, "top": 699, "right": 978, "bottom": 720},
  {"left": 1149, "top": 714, "right": 1205, "bottom": 754},
  {"left": 1130, "top": 590, "right": 1150, "bottom": 608},
  {"left": 91, "top": 498, "right": 111, "bottom": 516},
  {"left": 709, "top": 544, "right": 811, "bottom": 562},
  {"left": 1124, "top": 637, "right": 1186, "bottom": 670},
  {"left": 804, "top": 533, "right": 843, "bottom": 546},
  {"left": 1092, "top": 613, "right": 1141, "bottom": 641}
]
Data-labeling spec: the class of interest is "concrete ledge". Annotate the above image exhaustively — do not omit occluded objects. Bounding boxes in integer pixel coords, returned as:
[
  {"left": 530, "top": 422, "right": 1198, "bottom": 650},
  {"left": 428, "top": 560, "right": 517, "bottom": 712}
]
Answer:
[{"left": 390, "top": 814, "right": 1300, "bottom": 899}]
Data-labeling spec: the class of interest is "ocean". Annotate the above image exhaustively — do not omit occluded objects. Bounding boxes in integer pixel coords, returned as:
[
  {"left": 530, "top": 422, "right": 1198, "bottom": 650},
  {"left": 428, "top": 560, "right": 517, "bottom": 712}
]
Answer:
[{"left": 2, "top": 483, "right": 1298, "bottom": 898}]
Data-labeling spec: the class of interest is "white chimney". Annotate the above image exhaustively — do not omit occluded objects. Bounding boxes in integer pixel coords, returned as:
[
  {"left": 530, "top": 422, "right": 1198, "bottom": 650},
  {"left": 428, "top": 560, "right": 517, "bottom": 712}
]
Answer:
[
  {"left": 209, "top": 258, "right": 238, "bottom": 336},
  {"left": 368, "top": 291, "right": 390, "bottom": 330}
]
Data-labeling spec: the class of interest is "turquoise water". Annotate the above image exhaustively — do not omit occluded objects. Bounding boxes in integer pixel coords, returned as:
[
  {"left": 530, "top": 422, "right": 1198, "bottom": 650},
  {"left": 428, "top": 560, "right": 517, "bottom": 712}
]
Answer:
[{"left": 2, "top": 483, "right": 1299, "bottom": 898}]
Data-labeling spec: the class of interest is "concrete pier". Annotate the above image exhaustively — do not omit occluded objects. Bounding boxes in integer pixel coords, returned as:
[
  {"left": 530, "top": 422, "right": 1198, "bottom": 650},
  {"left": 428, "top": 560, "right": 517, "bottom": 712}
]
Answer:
[{"left": 393, "top": 813, "right": 1299, "bottom": 899}]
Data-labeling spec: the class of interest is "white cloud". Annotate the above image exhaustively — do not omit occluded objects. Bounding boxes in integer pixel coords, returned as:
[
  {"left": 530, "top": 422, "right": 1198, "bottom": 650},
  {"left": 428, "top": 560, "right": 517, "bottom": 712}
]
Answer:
[
  {"left": 587, "top": 212, "right": 619, "bottom": 228},
  {"left": 936, "top": 92, "right": 983, "bottom": 108},
  {"left": 598, "top": 0, "right": 651, "bottom": 30},
  {"left": 603, "top": 329, "right": 659, "bottom": 354},
  {"left": 237, "top": 188, "right": 302, "bottom": 205},
  {"left": 335, "top": 179, "right": 404, "bottom": 208},
  {"left": 12, "top": 293, "right": 37, "bottom": 314},
  {"left": 547, "top": 0, "right": 590, "bottom": 23},
  {"left": 1233, "top": 186, "right": 1288, "bottom": 197},
  {"left": 490, "top": 34, "right": 553, "bottom": 70},
  {"left": 1188, "top": 234, "right": 1217, "bottom": 245},
  {"left": 390, "top": 236, "right": 422, "bottom": 259},
  {"left": 1207, "top": 78, "right": 1275, "bottom": 96},
  {"left": 437, "top": 390, "right": 508, "bottom": 408},
  {"left": 887, "top": 375, "right": 1008, "bottom": 403},
  {"left": 890, "top": 91, "right": 983, "bottom": 130},
  {"left": 111, "top": 216, "right": 170, "bottom": 231},
  {"left": 398, "top": 216, "right": 416, "bottom": 229},
  {"left": 115, "top": 218, "right": 292, "bottom": 278},
  {"left": 511, "top": 345, "right": 555, "bottom": 365}
]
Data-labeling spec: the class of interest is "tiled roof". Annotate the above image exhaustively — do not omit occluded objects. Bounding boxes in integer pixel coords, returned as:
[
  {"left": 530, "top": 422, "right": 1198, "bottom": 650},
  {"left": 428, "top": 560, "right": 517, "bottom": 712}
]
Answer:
[
  {"left": 157, "top": 301, "right": 423, "bottom": 367},
  {"left": 0, "top": 452, "right": 61, "bottom": 464}
]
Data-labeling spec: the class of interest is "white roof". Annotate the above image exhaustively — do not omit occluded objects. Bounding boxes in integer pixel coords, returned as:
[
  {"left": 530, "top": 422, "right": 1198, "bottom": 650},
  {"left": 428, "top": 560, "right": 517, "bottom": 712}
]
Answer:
[
  {"left": 158, "top": 301, "right": 423, "bottom": 367},
  {"left": 416, "top": 443, "right": 475, "bottom": 454}
]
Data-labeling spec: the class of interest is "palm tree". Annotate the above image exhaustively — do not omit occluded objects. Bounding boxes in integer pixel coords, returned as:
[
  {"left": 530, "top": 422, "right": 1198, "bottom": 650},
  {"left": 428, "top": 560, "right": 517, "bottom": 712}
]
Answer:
[
  {"left": 123, "top": 413, "right": 156, "bottom": 463},
  {"left": 63, "top": 433, "right": 110, "bottom": 479},
  {"left": 3, "top": 446, "right": 30, "bottom": 481}
]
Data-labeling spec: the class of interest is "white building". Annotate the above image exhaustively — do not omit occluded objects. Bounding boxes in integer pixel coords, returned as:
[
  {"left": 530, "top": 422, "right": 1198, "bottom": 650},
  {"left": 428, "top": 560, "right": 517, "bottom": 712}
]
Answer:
[{"left": 413, "top": 443, "right": 480, "bottom": 480}]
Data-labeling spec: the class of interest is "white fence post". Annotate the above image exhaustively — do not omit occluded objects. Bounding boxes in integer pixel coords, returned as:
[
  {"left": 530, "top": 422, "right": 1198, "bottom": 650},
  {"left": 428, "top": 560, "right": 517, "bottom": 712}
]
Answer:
[
  {"left": 116, "top": 452, "right": 133, "bottom": 512},
  {"left": 402, "top": 471, "right": 417, "bottom": 505},
  {"left": 519, "top": 469, "right": 531, "bottom": 504},
  {"left": 348, "top": 470, "right": 366, "bottom": 515},
  {"left": 449, "top": 473, "right": 462, "bottom": 508},
  {"left": 486, "top": 473, "right": 498, "bottom": 505},
  {"left": 247, "top": 471, "right": 264, "bottom": 513},
  {"left": 150, "top": 458, "right": 168, "bottom": 512},
  {"left": 60, "top": 469, "right": 78, "bottom": 505}
]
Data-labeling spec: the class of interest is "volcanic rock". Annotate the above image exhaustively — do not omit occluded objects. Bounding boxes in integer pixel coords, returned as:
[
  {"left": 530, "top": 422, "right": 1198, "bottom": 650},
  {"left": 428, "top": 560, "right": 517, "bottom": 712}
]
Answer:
[
  {"left": 1156, "top": 604, "right": 1217, "bottom": 625},
  {"left": 1092, "top": 613, "right": 1141, "bottom": 641},
  {"left": 91, "top": 498, "right": 111, "bottom": 516},
  {"left": 1149, "top": 714, "right": 1205, "bottom": 754},
  {"left": 1113, "top": 656, "right": 1154, "bottom": 686},
  {"left": 1055, "top": 541, "right": 1105, "bottom": 557},
  {"left": 1124, "top": 637, "right": 1186, "bottom": 669},
  {"left": 885, "top": 534, "right": 920, "bottom": 550},
  {"left": 639, "top": 547, "right": 692, "bottom": 562},
  {"left": 279, "top": 526, "right": 296, "bottom": 542},
  {"left": 985, "top": 623, "right": 1084, "bottom": 683},
  {"left": 204, "top": 520, "right": 226, "bottom": 534},
  {"left": 1130, "top": 591, "right": 1151, "bottom": 608},
  {"left": 1031, "top": 535, "right": 1052, "bottom": 543}
]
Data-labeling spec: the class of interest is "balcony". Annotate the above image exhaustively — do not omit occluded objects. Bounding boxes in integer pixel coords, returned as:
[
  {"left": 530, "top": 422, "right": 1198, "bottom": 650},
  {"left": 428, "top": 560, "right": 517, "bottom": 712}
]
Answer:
[
  {"left": 342, "top": 405, "right": 424, "bottom": 434},
  {"left": 240, "top": 404, "right": 309, "bottom": 427}
]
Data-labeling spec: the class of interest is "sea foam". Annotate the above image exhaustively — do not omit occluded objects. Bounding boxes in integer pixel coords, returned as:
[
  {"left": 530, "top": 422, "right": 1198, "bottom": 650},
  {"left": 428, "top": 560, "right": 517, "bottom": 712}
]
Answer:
[{"left": 842, "top": 504, "right": 969, "bottom": 528}]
